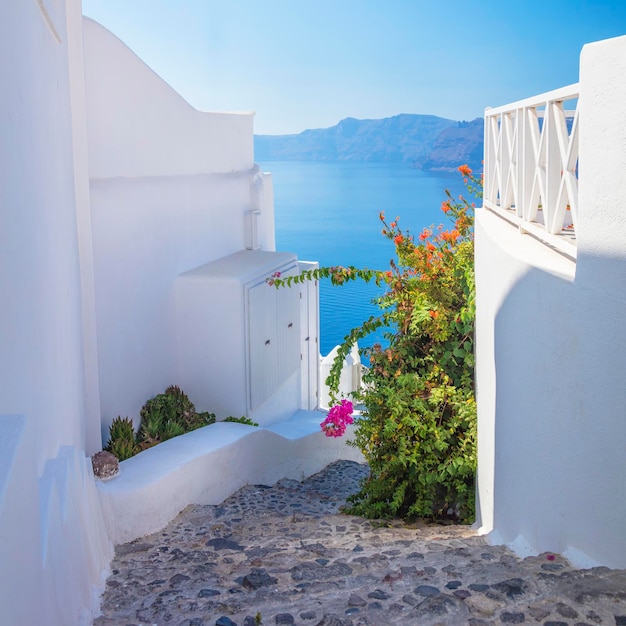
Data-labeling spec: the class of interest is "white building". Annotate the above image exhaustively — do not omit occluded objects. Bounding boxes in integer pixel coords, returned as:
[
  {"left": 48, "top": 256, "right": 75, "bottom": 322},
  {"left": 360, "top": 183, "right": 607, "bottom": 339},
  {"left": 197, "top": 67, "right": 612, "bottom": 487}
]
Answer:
[
  {"left": 0, "top": 2, "right": 362, "bottom": 623},
  {"left": 475, "top": 34, "right": 626, "bottom": 569},
  {"left": 1, "top": 2, "right": 624, "bottom": 623}
]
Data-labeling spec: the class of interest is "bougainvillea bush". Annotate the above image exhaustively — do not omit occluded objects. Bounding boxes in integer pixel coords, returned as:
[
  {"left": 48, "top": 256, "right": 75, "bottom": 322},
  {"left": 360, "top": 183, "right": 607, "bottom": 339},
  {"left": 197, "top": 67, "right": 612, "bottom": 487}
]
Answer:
[{"left": 271, "top": 166, "right": 481, "bottom": 522}]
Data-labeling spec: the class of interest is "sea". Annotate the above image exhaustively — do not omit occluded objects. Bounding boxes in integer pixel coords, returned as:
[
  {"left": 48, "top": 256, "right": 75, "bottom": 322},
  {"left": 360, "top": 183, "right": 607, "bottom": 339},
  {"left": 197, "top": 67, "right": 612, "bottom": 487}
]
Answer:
[{"left": 259, "top": 161, "right": 468, "bottom": 360}]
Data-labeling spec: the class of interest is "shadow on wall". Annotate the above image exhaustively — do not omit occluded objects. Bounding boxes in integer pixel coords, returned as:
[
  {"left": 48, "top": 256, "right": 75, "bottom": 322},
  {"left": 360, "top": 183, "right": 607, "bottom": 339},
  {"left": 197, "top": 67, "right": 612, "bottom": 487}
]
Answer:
[{"left": 491, "top": 252, "right": 626, "bottom": 567}]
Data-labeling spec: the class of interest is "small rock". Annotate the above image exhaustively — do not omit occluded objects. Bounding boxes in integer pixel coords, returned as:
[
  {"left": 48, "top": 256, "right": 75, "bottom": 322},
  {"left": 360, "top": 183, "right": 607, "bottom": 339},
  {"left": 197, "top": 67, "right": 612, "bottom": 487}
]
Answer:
[
  {"left": 243, "top": 618, "right": 256, "bottom": 626},
  {"left": 468, "top": 583, "right": 489, "bottom": 592},
  {"left": 453, "top": 589, "right": 471, "bottom": 599},
  {"left": 275, "top": 614, "right": 295, "bottom": 625},
  {"left": 368, "top": 602, "right": 383, "bottom": 609},
  {"left": 446, "top": 580, "right": 462, "bottom": 589},
  {"left": 367, "top": 589, "right": 391, "bottom": 600},
  {"left": 299, "top": 611, "right": 316, "bottom": 620},
  {"left": 414, "top": 585, "right": 440, "bottom": 596},
  {"left": 207, "top": 538, "right": 245, "bottom": 551},
  {"left": 402, "top": 594, "right": 419, "bottom": 606},
  {"left": 91, "top": 451, "right": 119, "bottom": 480},
  {"left": 216, "top": 618, "right": 237, "bottom": 626},
  {"left": 500, "top": 612, "right": 525, "bottom": 623},
  {"left": 348, "top": 593, "right": 366, "bottom": 606},
  {"left": 556, "top": 603, "right": 579, "bottom": 619},
  {"left": 114, "top": 541, "right": 153, "bottom": 556},
  {"left": 169, "top": 573, "right": 190, "bottom": 585},
  {"left": 242, "top": 568, "right": 278, "bottom": 590},
  {"left": 616, "top": 617, "right": 626, "bottom": 626},
  {"left": 198, "top": 588, "right": 221, "bottom": 598},
  {"left": 491, "top": 578, "right": 527, "bottom": 599},
  {"left": 413, "top": 594, "right": 465, "bottom": 618}
]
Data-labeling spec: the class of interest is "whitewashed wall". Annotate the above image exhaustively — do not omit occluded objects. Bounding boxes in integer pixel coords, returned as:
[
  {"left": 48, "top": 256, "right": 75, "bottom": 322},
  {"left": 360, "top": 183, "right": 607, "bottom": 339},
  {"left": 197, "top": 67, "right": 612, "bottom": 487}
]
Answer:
[
  {"left": 475, "top": 35, "right": 626, "bottom": 569},
  {"left": 83, "top": 19, "right": 276, "bottom": 439},
  {"left": 0, "top": 1, "right": 112, "bottom": 623}
]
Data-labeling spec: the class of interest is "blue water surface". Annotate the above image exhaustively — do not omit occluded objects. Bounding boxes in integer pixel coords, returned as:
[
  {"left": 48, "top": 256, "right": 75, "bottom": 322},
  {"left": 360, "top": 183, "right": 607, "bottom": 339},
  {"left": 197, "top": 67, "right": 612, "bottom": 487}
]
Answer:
[{"left": 259, "top": 161, "right": 467, "bottom": 359}]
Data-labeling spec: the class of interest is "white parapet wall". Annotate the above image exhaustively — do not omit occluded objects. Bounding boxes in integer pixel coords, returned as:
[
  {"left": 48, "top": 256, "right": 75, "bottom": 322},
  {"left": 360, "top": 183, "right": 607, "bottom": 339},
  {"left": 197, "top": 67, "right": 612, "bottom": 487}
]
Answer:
[
  {"left": 475, "top": 34, "right": 626, "bottom": 569},
  {"left": 82, "top": 17, "right": 254, "bottom": 178},
  {"left": 97, "top": 412, "right": 364, "bottom": 545}
]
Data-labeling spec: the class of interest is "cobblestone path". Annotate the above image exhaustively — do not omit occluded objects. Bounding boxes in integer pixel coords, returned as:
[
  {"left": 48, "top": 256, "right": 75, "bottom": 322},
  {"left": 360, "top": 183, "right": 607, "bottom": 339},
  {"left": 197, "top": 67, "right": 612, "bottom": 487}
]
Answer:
[{"left": 95, "top": 461, "right": 626, "bottom": 626}]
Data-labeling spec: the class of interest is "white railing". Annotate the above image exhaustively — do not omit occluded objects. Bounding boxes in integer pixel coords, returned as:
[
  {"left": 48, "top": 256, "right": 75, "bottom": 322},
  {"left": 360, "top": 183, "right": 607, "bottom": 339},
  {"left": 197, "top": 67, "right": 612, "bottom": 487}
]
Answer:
[{"left": 483, "top": 84, "right": 579, "bottom": 258}]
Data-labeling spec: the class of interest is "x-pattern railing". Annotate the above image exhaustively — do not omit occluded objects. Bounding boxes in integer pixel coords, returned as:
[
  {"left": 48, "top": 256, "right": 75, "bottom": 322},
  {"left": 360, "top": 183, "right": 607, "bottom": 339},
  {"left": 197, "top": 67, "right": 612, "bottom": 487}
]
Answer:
[{"left": 484, "top": 84, "right": 579, "bottom": 257}]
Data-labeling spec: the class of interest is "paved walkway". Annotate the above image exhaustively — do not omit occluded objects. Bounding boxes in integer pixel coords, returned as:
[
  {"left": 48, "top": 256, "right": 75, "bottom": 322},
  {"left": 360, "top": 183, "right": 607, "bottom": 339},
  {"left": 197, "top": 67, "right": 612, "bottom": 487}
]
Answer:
[{"left": 95, "top": 461, "right": 626, "bottom": 626}]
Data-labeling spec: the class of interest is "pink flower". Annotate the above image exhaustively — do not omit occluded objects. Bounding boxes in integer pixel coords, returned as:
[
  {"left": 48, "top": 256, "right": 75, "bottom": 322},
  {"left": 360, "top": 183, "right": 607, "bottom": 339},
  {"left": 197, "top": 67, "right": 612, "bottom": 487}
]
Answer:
[{"left": 321, "top": 399, "right": 354, "bottom": 438}]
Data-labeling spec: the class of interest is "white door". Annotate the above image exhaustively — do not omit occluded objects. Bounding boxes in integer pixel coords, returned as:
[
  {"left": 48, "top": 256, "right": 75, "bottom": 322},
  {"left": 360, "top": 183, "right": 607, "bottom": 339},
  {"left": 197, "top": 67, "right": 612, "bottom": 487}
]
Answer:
[{"left": 248, "top": 280, "right": 278, "bottom": 412}]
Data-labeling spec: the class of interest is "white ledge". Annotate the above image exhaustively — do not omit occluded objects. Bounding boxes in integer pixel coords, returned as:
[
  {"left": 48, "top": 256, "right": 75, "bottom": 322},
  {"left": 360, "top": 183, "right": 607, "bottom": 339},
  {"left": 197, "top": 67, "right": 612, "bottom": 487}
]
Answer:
[{"left": 96, "top": 410, "right": 363, "bottom": 544}]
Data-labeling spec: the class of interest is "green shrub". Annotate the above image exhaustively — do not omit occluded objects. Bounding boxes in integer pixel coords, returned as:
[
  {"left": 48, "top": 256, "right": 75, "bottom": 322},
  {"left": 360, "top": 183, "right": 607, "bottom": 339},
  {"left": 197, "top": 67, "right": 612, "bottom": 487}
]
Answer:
[
  {"left": 224, "top": 416, "right": 259, "bottom": 426},
  {"left": 270, "top": 165, "right": 480, "bottom": 522},
  {"left": 105, "top": 385, "right": 218, "bottom": 460},
  {"left": 137, "top": 385, "right": 216, "bottom": 450},
  {"left": 106, "top": 416, "right": 138, "bottom": 461}
]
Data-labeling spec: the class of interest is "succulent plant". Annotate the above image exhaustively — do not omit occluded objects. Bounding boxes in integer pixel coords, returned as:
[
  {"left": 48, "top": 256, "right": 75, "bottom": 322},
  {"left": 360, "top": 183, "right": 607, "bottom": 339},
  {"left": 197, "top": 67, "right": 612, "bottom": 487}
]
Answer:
[{"left": 106, "top": 416, "right": 138, "bottom": 461}]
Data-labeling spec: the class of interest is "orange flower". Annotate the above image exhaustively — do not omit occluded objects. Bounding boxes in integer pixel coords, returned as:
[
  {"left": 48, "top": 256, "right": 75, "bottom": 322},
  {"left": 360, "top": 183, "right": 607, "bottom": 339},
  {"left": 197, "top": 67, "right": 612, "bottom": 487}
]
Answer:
[
  {"left": 429, "top": 310, "right": 439, "bottom": 319},
  {"left": 419, "top": 228, "right": 432, "bottom": 241},
  {"left": 394, "top": 234, "right": 403, "bottom": 245},
  {"left": 458, "top": 164, "right": 472, "bottom": 177},
  {"left": 426, "top": 242, "right": 436, "bottom": 252}
]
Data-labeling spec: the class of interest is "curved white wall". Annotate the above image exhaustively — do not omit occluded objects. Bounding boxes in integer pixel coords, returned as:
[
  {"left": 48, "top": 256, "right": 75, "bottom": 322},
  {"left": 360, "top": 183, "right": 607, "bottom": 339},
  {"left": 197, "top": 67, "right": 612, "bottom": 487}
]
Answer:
[
  {"left": 0, "top": 1, "right": 112, "bottom": 623},
  {"left": 98, "top": 413, "right": 364, "bottom": 545},
  {"left": 475, "top": 35, "right": 626, "bottom": 569}
]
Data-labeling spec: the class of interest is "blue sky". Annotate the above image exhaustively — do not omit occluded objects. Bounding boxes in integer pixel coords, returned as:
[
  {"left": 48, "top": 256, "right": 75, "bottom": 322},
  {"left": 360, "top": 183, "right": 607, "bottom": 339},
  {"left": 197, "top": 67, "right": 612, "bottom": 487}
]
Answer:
[{"left": 81, "top": 0, "right": 626, "bottom": 135}]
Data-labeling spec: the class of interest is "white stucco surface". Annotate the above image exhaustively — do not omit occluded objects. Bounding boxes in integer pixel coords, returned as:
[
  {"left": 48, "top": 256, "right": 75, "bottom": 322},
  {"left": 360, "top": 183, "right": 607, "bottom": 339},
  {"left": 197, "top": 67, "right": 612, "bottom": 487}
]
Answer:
[
  {"left": 1, "top": 3, "right": 326, "bottom": 623},
  {"left": 83, "top": 18, "right": 254, "bottom": 179},
  {"left": 98, "top": 412, "right": 364, "bottom": 545},
  {"left": 0, "top": 2, "right": 112, "bottom": 623},
  {"left": 475, "top": 35, "right": 626, "bottom": 568},
  {"left": 89, "top": 173, "right": 270, "bottom": 439},
  {"left": 83, "top": 18, "right": 277, "bottom": 439}
]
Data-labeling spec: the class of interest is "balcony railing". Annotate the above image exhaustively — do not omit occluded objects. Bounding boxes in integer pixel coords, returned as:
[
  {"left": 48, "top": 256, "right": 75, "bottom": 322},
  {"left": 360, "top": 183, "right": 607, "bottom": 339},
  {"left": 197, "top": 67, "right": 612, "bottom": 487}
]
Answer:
[{"left": 483, "top": 84, "right": 579, "bottom": 259}]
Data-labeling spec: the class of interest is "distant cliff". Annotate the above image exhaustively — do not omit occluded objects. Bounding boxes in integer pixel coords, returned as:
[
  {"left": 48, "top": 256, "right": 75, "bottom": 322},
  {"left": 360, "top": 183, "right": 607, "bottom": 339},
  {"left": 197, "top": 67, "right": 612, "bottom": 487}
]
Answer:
[{"left": 254, "top": 114, "right": 484, "bottom": 172}]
